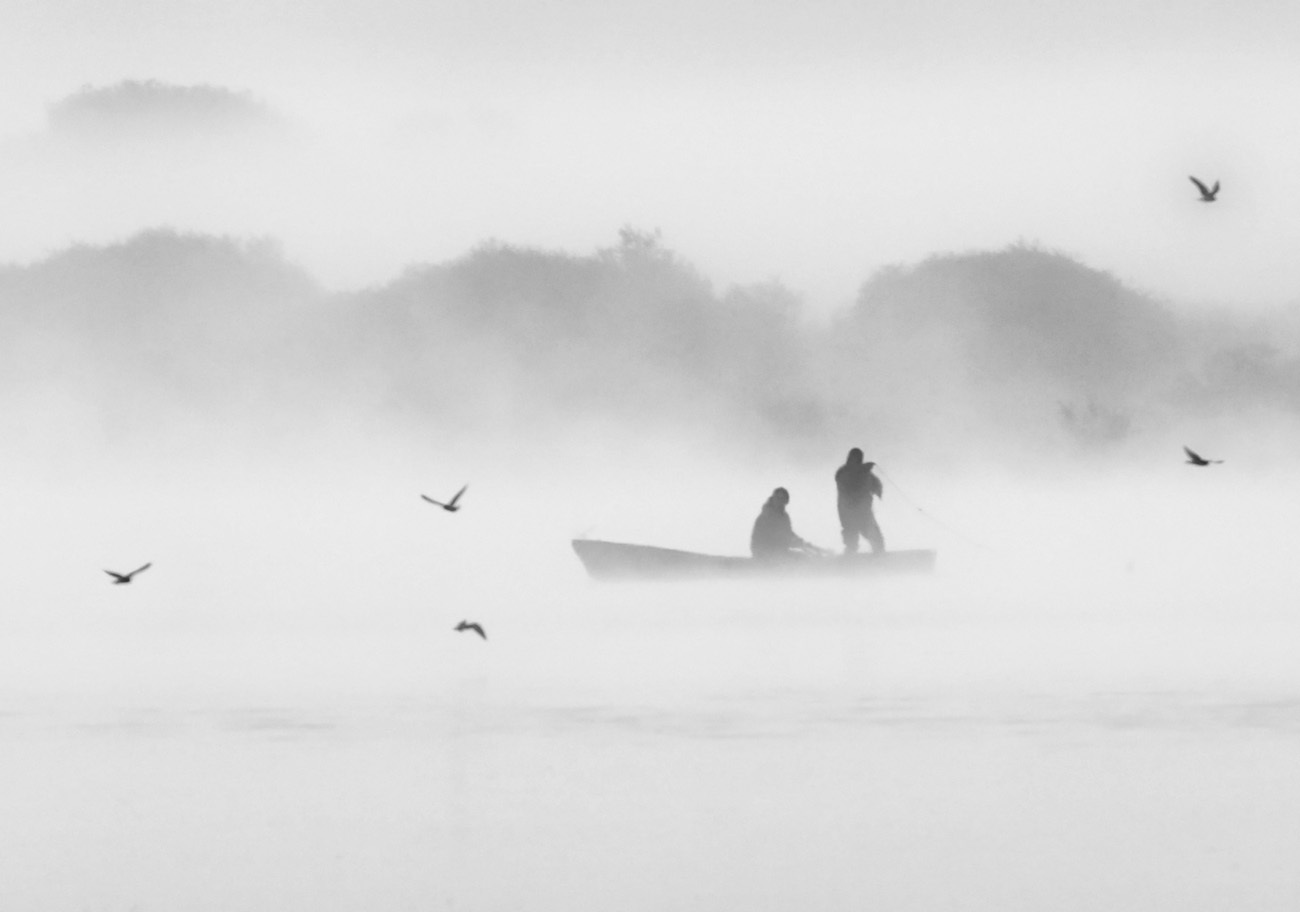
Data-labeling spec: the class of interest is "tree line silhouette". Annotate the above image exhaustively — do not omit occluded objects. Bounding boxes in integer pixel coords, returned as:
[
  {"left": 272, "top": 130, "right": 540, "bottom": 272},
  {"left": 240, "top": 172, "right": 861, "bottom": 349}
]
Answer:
[{"left": 2, "top": 228, "right": 1297, "bottom": 459}]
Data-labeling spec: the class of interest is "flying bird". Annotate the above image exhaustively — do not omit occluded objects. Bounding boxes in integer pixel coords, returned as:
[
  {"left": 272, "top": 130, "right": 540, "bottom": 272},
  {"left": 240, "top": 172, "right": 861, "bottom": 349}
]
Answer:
[
  {"left": 104, "top": 563, "right": 151, "bottom": 584},
  {"left": 1189, "top": 176, "right": 1220, "bottom": 202},
  {"left": 455, "top": 620, "right": 487, "bottom": 640},
  {"left": 421, "top": 484, "right": 467, "bottom": 512},
  {"left": 1183, "top": 446, "right": 1223, "bottom": 466}
]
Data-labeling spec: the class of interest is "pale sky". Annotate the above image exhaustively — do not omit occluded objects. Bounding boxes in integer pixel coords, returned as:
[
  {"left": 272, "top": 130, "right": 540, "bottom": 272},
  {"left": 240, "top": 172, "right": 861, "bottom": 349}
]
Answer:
[{"left": 4, "top": 0, "right": 1300, "bottom": 311}]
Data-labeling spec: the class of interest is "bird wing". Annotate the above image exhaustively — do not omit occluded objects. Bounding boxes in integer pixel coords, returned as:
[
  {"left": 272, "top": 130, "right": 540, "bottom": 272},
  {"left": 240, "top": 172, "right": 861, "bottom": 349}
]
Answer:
[
  {"left": 1189, "top": 176, "right": 1210, "bottom": 196},
  {"left": 448, "top": 485, "right": 467, "bottom": 507},
  {"left": 1183, "top": 445, "right": 1202, "bottom": 461},
  {"left": 1210, "top": 180, "right": 1220, "bottom": 194},
  {"left": 421, "top": 494, "right": 446, "bottom": 507},
  {"left": 129, "top": 563, "right": 152, "bottom": 578},
  {"left": 455, "top": 621, "right": 487, "bottom": 639},
  {"left": 104, "top": 569, "right": 123, "bottom": 580}
]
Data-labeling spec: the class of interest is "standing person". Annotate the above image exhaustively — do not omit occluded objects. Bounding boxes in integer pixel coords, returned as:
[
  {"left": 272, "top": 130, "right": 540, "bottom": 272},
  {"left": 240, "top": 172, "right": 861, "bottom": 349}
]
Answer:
[
  {"left": 750, "top": 487, "right": 818, "bottom": 561},
  {"left": 835, "top": 448, "right": 884, "bottom": 554}
]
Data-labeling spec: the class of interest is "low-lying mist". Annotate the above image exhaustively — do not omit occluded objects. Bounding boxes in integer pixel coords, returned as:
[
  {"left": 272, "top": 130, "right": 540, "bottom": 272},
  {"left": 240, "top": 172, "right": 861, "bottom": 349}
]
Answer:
[
  {"left": 9, "top": 69, "right": 1300, "bottom": 912},
  {"left": 4, "top": 404, "right": 1299, "bottom": 707},
  {"left": 6, "top": 238, "right": 1299, "bottom": 912},
  {"left": 5, "top": 225, "right": 1300, "bottom": 466},
  {"left": 4, "top": 222, "right": 1300, "bottom": 704}
]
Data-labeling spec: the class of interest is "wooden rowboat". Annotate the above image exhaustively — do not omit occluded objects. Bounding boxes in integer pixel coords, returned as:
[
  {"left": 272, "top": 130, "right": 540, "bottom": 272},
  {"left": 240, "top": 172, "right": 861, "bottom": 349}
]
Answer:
[{"left": 572, "top": 539, "right": 936, "bottom": 581}]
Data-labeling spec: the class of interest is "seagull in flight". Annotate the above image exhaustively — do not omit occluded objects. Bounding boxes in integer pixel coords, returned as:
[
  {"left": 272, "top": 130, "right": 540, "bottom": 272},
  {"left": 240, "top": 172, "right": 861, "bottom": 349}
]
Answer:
[
  {"left": 1189, "top": 176, "right": 1220, "bottom": 202},
  {"left": 421, "top": 484, "right": 467, "bottom": 512},
  {"left": 1184, "top": 446, "right": 1223, "bottom": 466},
  {"left": 455, "top": 620, "right": 487, "bottom": 640},
  {"left": 105, "top": 563, "right": 151, "bottom": 584}
]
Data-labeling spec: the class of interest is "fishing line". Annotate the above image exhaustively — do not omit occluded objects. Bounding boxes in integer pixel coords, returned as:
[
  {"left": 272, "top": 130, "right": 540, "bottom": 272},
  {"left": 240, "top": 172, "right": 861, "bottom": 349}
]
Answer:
[{"left": 875, "top": 465, "right": 995, "bottom": 552}]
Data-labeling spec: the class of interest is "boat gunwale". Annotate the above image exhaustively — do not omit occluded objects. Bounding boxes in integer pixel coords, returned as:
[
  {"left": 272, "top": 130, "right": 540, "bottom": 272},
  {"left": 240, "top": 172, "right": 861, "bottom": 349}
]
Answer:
[{"left": 572, "top": 538, "right": 936, "bottom": 581}]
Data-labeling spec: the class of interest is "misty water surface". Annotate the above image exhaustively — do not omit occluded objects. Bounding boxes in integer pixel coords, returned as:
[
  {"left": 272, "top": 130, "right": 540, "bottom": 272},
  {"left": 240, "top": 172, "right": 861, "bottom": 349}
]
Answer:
[{"left": 3, "top": 439, "right": 1299, "bottom": 911}]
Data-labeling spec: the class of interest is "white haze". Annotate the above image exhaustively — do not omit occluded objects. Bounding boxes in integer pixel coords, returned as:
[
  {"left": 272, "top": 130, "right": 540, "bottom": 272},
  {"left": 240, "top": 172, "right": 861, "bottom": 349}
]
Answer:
[
  {"left": 3, "top": 226, "right": 1300, "bottom": 910},
  {"left": 4, "top": 421, "right": 1300, "bottom": 910},
  {"left": 5, "top": 0, "right": 1300, "bottom": 904},
  {"left": 6, "top": 74, "right": 1300, "bottom": 313},
  {"left": 4, "top": 1, "right": 1300, "bottom": 309}
]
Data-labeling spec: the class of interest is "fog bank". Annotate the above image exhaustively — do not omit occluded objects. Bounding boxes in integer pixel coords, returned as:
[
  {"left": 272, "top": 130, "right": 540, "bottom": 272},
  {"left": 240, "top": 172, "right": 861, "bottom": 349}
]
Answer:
[{"left": 4, "top": 228, "right": 1300, "bottom": 472}]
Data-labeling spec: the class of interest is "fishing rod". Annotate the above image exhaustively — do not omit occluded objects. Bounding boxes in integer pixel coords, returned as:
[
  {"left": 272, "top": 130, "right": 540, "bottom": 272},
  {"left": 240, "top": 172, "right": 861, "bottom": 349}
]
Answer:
[{"left": 874, "top": 465, "right": 995, "bottom": 552}]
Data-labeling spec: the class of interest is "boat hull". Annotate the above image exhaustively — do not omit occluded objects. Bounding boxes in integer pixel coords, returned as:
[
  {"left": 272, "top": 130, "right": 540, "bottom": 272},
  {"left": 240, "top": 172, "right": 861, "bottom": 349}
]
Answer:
[{"left": 572, "top": 539, "right": 936, "bottom": 581}]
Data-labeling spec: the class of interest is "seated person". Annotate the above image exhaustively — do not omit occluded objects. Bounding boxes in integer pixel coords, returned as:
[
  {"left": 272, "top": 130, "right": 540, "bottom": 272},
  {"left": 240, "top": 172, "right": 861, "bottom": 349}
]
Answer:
[{"left": 750, "top": 487, "right": 820, "bottom": 560}]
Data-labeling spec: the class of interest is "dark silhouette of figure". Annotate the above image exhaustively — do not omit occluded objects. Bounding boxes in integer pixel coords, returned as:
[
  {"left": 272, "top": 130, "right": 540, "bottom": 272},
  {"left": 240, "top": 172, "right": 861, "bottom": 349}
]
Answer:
[
  {"left": 105, "top": 563, "right": 151, "bottom": 584},
  {"left": 422, "top": 484, "right": 467, "bottom": 512},
  {"left": 1189, "top": 176, "right": 1220, "bottom": 202},
  {"left": 1183, "top": 445, "right": 1223, "bottom": 466},
  {"left": 835, "top": 448, "right": 884, "bottom": 554},
  {"left": 750, "top": 487, "right": 817, "bottom": 561},
  {"left": 455, "top": 620, "right": 487, "bottom": 640}
]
